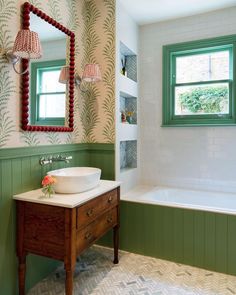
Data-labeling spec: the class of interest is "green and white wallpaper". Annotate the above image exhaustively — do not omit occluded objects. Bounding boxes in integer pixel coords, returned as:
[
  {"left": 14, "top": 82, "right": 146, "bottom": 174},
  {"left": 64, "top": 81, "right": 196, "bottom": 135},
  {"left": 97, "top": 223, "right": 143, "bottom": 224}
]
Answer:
[{"left": 0, "top": 0, "right": 115, "bottom": 148}]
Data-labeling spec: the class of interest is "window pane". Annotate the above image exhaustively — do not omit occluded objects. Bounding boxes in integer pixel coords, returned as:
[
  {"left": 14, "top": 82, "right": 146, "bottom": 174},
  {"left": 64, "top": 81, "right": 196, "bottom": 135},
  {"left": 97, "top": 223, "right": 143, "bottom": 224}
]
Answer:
[
  {"left": 39, "top": 94, "right": 66, "bottom": 118},
  {"left": 176, "top": 50, "right": 230, "bottom": 83},
  {"left": 175, "top": 83, "right": 229, "bottom": 116},
  {"left": 40, "top": 70, "right": 66, "bottom": 93}
]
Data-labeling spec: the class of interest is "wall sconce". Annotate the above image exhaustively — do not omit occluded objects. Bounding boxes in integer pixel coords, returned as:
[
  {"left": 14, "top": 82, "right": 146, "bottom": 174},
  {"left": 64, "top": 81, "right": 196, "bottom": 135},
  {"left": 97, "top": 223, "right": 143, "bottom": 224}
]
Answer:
[
  {"left": 59, "top": 63, "right": 102, "bottom": 92},
  {"left": 59, "top": 66, "right": 69, "bottom": 84},
  {"left": 5, "top": 29, "right": 42, "bottom": 75}
]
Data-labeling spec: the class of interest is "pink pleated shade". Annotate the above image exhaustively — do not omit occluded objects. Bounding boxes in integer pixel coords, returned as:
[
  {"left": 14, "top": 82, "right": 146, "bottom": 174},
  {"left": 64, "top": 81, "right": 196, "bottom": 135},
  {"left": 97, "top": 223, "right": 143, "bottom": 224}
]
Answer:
[
  {"left": 12, "top": 29, "right": 42, "bottom": 59},
  {"left": 59, "top": 66, "right": 69, "bottom": 84},
  {"left": 82, "top": 64, "right": 102, "bottom": 82}
]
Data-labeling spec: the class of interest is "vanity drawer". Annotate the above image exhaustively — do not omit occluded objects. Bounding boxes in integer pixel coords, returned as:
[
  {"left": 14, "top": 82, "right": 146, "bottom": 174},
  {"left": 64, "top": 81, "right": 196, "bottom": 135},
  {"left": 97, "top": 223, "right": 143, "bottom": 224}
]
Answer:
[
  {"left": 76, "top": 189, "right": 118, "bottom": 230},
  {"left": 76, "top": 207, "right": 117, "bottom": 254}
]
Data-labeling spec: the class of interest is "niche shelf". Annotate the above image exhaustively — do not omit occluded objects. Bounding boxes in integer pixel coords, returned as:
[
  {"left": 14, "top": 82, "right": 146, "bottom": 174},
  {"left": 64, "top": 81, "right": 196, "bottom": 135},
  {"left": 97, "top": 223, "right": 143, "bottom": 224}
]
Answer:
[
  {"left": 119, "top": 74, "right": 137, "bottom": 98},
  {"left": 120, "top": 42, "right": 137, "bottom": 83},
  {"left": 120, "top": 140, "right": 137, "bottom": 172}
]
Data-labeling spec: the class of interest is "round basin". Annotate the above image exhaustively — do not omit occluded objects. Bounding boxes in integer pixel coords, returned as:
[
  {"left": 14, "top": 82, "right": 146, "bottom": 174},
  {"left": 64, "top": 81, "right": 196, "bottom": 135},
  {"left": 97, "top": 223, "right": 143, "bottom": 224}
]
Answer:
[{"left": 47, "top": 167, "right": 101, "bottom": 194}]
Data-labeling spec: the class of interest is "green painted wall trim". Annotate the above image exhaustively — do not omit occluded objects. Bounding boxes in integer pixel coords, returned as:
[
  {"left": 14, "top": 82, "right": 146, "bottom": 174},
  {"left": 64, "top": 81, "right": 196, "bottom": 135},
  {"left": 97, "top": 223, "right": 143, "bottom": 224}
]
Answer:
[
  {"left": 0, "top": 142, "right": 115, "bottom": 295},
  {"left": 0, "top": 143, "right": 114, "bottom": 160},
  {"left": 86, "top": 143, "right": 115, "bottom": 151},
  {"left": 0, "top": 144, "right": 87, "bottom": 160}
]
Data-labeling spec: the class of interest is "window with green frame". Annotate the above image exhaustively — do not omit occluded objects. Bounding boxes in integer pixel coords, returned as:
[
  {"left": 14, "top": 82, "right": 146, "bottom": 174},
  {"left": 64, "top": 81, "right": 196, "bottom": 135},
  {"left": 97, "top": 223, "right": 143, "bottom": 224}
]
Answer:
[
  {"left": 162, "top": 35, "right": 236, "bottom": 126},
  {"left": 30, "top": 59, "right": 66, "bottom": 126}
]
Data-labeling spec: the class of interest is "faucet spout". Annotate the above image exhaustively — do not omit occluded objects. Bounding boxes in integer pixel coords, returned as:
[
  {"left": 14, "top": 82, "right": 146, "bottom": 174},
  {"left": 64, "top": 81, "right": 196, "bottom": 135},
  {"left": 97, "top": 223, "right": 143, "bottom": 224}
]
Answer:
[{"left": 52, "top": 155, "right": 73, "bottom": 163}]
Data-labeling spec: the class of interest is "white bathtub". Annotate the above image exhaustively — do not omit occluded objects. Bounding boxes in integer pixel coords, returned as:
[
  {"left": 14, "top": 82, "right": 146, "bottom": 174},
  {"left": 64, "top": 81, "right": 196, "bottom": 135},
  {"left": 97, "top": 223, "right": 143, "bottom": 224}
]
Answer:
[{"left": 121, "top": 185, "right": 236, "bottom": 215}]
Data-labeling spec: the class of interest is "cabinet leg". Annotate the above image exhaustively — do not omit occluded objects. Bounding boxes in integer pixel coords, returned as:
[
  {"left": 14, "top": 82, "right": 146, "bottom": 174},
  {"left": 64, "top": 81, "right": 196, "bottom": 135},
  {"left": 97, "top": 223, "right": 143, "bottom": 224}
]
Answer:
[
  {"left": 113, "top": 225, "right": 119, "bottom": 264},
  {"left": 65, "top": 268, "right": 74, "bottom": 295},
  {"left": 18, "top": 255, "right": 26, "bottom": 295}
]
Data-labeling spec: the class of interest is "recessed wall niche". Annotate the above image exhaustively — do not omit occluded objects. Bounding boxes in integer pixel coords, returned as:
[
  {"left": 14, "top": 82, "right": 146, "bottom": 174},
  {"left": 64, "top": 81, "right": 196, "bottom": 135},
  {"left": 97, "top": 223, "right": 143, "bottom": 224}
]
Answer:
[
  {"left": 120, "top": 91, "right": 137, "bottom": 125},
  {"left": 120, "top": 42, "right": 137, "bottom": 82},
  {"left": 120, "top": 140, "right": 137, "bottom": 171}
]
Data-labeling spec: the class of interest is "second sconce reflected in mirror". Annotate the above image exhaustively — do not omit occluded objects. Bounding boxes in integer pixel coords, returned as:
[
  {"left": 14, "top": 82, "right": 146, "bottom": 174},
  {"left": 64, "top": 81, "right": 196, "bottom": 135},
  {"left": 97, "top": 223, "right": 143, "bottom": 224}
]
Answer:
[{"left": 59, "top": 63, "right": 102, "bottom": 93}]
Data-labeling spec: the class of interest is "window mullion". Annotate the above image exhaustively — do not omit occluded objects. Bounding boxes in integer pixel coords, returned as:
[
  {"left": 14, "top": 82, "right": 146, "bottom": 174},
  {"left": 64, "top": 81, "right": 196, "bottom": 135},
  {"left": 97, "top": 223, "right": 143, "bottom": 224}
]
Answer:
[
  {"left": 38, "top": 91, "right": 66, "bottom": 96},
  {"left": 175, "top": 79, "right": 231, "bottom": 88}
]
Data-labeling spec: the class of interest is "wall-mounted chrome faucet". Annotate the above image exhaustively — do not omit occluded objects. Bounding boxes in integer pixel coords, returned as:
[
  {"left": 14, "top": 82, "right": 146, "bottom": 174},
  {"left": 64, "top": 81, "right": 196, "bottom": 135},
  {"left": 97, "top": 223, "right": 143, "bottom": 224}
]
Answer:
[
  {"left": 39, "top": 155, "right": 73, "bottom": 166},
  {"left": 52, "top": 155, "right": 73, "bottom": 163}
]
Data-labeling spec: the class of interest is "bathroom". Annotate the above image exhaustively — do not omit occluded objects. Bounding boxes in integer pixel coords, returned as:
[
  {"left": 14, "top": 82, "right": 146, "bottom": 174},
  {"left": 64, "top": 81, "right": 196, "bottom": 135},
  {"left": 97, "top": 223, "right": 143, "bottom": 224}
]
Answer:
[{"left": 1, "top": 0, "right": 236, "bottom": 294}]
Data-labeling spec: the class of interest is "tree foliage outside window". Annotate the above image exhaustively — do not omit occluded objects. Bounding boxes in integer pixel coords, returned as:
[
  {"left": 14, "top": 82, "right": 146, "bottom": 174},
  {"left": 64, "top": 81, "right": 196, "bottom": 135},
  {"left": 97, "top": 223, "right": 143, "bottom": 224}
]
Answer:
[{"left": 179, "top": 86, "right": 228, "bottom": 114}]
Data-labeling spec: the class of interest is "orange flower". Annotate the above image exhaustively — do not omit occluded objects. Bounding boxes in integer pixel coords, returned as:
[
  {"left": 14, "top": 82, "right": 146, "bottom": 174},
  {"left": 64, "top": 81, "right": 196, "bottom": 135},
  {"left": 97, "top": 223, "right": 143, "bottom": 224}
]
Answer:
[{"left": 42, "top": 175, "right": 56, "bottom": 187}]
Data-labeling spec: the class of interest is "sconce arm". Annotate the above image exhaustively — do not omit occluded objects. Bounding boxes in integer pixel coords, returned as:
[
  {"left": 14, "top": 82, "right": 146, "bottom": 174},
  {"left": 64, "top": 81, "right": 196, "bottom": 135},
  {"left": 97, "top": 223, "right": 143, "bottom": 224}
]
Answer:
[
  {"left": 6, "top": 51, "right": 29, "bottom": 75},
  {"left": 75, "top": 74, "right": 87, "bottom": 93}
]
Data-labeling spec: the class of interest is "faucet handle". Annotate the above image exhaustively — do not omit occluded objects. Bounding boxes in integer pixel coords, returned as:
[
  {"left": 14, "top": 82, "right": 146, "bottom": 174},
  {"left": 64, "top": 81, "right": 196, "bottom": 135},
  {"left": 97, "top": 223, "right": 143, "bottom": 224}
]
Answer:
[{"left": 39, "top": 157, "right": 52, "bottom": 166}]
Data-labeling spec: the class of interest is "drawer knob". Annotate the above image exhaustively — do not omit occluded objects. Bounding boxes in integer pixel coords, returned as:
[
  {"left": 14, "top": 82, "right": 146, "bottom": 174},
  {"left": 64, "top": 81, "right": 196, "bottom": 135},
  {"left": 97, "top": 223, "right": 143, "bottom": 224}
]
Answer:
[
  {"left": 85, "top": 232, "right": 93, "bottom": 240},
  {"left": 86, "top": 209, "right": 94, "bottom": 217},
  {"left": 108, "top": 196, "right": 113, "bottom": 203},
  {"left": 107, "top": 217, "right": 113, "bottom": 223}
]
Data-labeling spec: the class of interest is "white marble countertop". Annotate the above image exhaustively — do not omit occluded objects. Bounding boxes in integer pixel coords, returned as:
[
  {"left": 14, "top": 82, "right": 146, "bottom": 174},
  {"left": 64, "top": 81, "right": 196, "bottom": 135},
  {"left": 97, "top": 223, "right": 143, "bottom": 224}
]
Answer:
[{"left": 13, "top": 180, "right": 121, "bottom": 208}]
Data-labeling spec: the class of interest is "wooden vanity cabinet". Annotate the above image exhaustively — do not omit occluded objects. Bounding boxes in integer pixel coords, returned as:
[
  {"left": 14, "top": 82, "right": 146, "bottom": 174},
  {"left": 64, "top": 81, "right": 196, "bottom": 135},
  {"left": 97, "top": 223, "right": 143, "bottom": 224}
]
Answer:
[{"left": 16, "top": 187, "right": 120, "bottom": 295}]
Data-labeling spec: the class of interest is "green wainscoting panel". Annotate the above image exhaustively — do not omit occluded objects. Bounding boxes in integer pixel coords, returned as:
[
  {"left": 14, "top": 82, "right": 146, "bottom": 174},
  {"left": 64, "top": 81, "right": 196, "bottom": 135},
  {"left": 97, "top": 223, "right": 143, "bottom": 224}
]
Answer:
[
  {"left": 87, "top": 143, "right": 115, "bottom": 180},
  {"left": 100, "top": 200, "right": 236, "bottom": 276},
  {"left": 173, "top": 208, "right": 184, "bottom": 262},
  {"left": 228, "top": 216, "right": 236, "bottom": 275},
  {"left": 205, "top": 213, "right": 216, "bottom": 271},
  {"left": 193, "top": 211, "right": 205, "bottom": 268},
  {"left": 0, "top": 143, "right": 115, "bottom": 295},
  {"left": 183, "top": 210, "right": 194, "bottom": 266}
]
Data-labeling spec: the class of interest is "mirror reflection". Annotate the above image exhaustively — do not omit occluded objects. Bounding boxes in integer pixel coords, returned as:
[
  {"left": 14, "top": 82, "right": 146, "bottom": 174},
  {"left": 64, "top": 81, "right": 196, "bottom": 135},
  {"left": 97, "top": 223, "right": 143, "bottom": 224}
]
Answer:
[{"left": 30, "top": 13, "right": 67, "bottom": 126}]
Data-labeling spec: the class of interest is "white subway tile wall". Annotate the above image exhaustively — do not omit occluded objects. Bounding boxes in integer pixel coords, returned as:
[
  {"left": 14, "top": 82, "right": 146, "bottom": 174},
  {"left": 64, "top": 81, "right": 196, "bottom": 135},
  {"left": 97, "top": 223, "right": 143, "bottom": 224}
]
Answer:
[{"left": 140, "top": 7, "right": 236, "bottom": 193}]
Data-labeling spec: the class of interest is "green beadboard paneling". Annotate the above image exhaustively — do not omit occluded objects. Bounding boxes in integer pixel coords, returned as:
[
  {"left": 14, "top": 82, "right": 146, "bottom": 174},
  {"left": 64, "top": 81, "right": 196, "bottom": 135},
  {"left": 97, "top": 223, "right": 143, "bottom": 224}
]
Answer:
[
  {"left": 99, "top": 201, "right": 236, "bottom": 276},
  {"left": 88, "top": 144, "right": 115, "bottom": 180},
  {"left": 205, "top": 213, "right": 216, "bottom": 270},
  {"left": 155, "top": 205, "right": 164, "bottom": 258},
  {"left": 0, "top": 143, "right": 114, "bottom": 295},
  {"left": 194, "top": 211, "right": 205, "bottom": 268},
  {"left": 228, "top": 216, "right": 236, "bottom": 275},
  {"left": 215, "top": 214, "right": 228, "bottom": 273},
  {"left": 173, "top": 208, "right": 184, "bottom": 263},
  {"left": 183, "top": 210, "right": 194, "bottom": 265}
]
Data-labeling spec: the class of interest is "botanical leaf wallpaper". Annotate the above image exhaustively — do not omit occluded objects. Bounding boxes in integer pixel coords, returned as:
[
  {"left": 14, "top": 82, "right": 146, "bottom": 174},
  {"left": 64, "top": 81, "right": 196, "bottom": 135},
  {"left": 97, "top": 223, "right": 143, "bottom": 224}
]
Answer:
[
  {"left": 0, "top": 0, "right": 115, "bottom": 148},
  {"left": 0, "top": 0, "right": 16, "bottom": 147},
  {"left": 102, "top": 0, "right": 115, "bottom": 143}
]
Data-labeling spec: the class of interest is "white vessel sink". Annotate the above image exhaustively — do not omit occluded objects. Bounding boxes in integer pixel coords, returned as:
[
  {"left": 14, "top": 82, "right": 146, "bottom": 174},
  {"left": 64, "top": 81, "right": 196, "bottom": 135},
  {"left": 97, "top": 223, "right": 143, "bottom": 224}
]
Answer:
[{"left": 47, "top": 167, "right": 101, "bottom": 194}]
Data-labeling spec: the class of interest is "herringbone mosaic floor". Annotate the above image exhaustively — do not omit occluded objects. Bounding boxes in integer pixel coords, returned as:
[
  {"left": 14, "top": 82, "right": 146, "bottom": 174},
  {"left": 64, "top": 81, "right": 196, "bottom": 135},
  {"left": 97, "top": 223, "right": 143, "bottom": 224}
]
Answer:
[{"left": 28, "top": 246, "right": 236, "bottom": 295}]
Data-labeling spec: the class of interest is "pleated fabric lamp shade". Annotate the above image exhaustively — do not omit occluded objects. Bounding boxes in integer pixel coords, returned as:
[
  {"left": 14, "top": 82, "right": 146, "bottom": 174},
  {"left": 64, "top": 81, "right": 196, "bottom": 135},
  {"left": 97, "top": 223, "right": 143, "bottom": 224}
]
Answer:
[
  {"left": 59, "top": 66, "right": 69, "bottom": 84},
  {"left": 82, "top": 64, "right": 102, "bottom": 82},
  {"left": 12, "top": 29, "right": 42, "bottom": 59}
]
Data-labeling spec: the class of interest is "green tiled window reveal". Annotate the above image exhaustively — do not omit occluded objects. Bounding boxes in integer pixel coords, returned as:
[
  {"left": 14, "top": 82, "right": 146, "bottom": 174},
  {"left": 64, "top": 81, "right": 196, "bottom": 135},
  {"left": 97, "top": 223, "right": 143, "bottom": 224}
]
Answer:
[
  {"left": 162, "top": 34, "right": 236, "bottom": 126},
  {"left": 30, "top": 59, "right": 66, "bottom": 126}
]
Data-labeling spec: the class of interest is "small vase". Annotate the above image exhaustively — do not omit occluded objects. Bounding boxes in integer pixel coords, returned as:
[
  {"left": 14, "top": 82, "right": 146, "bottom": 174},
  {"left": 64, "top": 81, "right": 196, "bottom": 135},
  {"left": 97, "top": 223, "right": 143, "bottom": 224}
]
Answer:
[
  {"left": 126, "top": 116, "right": 132, "bottom": 124},
  {"left": 45, "top": 191, "right": 53, "bottom": 198},
  {"left": 42, "top": 186, "right": 54, "bottom": 198}
]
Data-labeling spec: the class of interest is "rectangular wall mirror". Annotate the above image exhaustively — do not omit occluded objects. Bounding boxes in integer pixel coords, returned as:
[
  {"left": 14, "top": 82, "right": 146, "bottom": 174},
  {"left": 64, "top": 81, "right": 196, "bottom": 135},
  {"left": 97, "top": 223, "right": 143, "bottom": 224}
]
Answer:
[{"left": 21, "top": 2, "right": 75, "bottom": 132}]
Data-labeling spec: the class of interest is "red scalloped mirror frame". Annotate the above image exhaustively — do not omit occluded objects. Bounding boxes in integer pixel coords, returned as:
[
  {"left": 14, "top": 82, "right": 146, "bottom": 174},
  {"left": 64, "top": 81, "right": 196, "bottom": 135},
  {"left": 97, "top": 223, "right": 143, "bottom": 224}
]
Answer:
[{"left": 21, "top": 2, "right": 74, "bottom": 132}]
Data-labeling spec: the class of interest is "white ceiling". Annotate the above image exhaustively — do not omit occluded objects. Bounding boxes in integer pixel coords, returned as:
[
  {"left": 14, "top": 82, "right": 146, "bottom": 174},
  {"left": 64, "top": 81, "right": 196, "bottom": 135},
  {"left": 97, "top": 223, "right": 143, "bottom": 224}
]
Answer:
[
  {"left": 119, "top": 0, "right": 236, "bottom": 25},
  {"left": 30, "top": 13, "right": 65, "bottom": 41}
]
